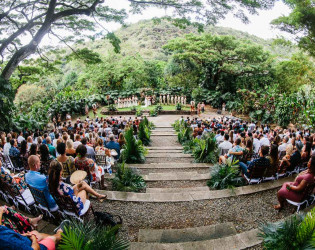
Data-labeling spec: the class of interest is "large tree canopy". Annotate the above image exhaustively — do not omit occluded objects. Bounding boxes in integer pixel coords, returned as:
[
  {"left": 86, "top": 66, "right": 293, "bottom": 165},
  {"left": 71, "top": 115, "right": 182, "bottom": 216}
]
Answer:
[
  {"left": 163, "top": 34, "right": 272, "bottom": 91},
  {"left": 272, "top": 0, "right": 315, "bottom": 56},
  {"left": 0, "top": 0, "right": 276, "bottom": 81}
]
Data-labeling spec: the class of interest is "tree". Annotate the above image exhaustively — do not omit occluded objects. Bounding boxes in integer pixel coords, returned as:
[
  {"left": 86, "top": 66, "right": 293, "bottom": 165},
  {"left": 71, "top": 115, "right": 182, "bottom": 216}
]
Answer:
[
  {"left": 271, "top": 0, "right": 315, "bottom": 56},
  {"left": 0, "top": 0, "right": 277, "bottom": 81},
  {"left": 163, "top": 34, "right": 272, "bottom": 91}
]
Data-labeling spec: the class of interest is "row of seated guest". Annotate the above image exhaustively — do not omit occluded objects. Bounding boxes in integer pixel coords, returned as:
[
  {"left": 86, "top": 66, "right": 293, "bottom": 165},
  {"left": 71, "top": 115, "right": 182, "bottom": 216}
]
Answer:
[
  {"left": 275, "top": 155, "right": 315, "bottom": 210},
  {"left": 25, "top": 155, "right": 107, "bottom": 212},
  {"left": 0, "top": 205, "right": 64, "bottom": 250}
]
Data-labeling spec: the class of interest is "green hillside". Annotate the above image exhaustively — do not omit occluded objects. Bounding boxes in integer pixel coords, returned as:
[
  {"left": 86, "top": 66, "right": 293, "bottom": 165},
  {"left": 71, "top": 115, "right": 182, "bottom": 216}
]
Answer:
[{"left": 86, "top": 19, "right": 296, "bottom": 61}]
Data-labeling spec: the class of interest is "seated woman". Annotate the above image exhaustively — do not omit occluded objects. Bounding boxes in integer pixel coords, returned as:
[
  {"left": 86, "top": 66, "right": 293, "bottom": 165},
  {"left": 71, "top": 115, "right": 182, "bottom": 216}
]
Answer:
[
  {"left": 56, "top": 142, "right": 75, "bottom": 183},
  {"left": 65, "top": 140, "right": 76, "bottom": 156},
  {"left": 48, "top": 161, "right": 107, "bottom": 213},
  {"left": 39, "top": 144, "right": 54, "bottom": 175},
  {"left": 0, "top": 205, "right": 42, "bottom": 234},
  {"left": 275, "top": 155, "right": 315, "bottom": 210},
  {"left": 74, "top": 145, "right": 105, "bottom": 188},
  {"left": 301, "top": 141, "right": 312, "bottom": 165},
  {"left": 267, "top": 144, "right": 279, "bottom": 173},
  {"left": 0, "top": 160, "right": 27, "bottom": 194}
]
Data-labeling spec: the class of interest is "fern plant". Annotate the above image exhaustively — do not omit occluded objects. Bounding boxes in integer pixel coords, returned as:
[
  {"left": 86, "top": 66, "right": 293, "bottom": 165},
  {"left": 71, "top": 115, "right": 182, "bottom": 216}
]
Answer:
[
  {"left": 259, "top": 206, "right": 315, "bottom": 249},
  {"left": 107, "top": 104, "right": 117, "bottom": 112},
  {"left": 207, "top": 160, "right": 245, "bottom": 190},
  {"left": 138, "top": 120, "right": 151, "bottom": 146},
  {"left": 59, "top": 220, "right": 129, "bottom": 250},
  {"left": 192, "top": 133, "right": 219, "bottom": 163},
  {"left": 121, "top": 127, "right": 147, "bottom": 163},
  {"left": 143, "top": 116, "right": 155, "bottom": 130},
  {"left": 112, "top": 162, "right": 146, "bottom": 192}
]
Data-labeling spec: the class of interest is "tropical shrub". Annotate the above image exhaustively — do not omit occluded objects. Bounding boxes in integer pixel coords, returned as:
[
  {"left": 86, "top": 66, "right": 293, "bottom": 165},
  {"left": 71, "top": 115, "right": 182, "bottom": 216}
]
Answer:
[
  {"left": 149, "top": 110, "right": 157, "bottom": 117},
  {"left": 143, "top": 116, "right": 155, "bottom": 130},
  {"left": 207, "top": 160, "right": 244, "bottom": 190},
  {"left": 138, "top": 120, "right": 151, "bottom": 146},
  {"left": 176, "top": 103, "right": 182, "bottom": 110},
  {"left": 130, "top": 106, "right": 137, "bottom": 112},
  {"left": 107, "top": 104, "right": 117, "bottom": 112},
  {"left": 177, "top": 125, "right": 193, "bottom": 144},
  {"left": 14, "top": 84, "right": 46, "bottom": 112},
  {"left": 121, "top": 127, "right": 147, "bottom": 163},
  {"left": 192, "top": 133, "right": 219, "bottom": 163},
  {"left": 112, "top": 162, "right": 146, "bottom": 192},
  {"left": 259, "top": 207, "right": 315, "bottom": 249},
  {"left": 59, "top": 219, "right": 129, "bottom": 250},
  {"left": 155, "top": 104, "right": 163, "bottom": 113},
  {"left": 136, "top": 109, "right": 143, "bottom": 117}
]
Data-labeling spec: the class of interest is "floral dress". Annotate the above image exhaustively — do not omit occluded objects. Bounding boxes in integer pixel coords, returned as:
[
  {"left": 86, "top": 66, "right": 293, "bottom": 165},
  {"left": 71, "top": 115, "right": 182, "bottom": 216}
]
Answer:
[
  {"left": 58, "top": 182, "right": 84, "bottom": 215},
  {"left": 74, "top": 157, "right": 94, "bottom": 181},
  {"left": 0, "top": 167, "right": 27, "bottom": 193},
  {"left": 1, "top": 206, "right": 32, "bottom": 234}
]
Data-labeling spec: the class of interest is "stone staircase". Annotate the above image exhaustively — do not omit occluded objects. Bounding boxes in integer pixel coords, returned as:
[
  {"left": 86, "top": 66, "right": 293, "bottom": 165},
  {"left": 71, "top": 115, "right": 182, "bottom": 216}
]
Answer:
[{"left": 130, "top": 223, "right": 260, "bottom": 250}]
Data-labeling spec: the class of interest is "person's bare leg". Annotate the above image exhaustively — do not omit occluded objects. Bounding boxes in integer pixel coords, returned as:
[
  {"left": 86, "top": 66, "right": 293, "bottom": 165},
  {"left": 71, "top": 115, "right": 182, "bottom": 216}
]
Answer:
[
  {"left": 79, "top": 181, "right": 106, "bottom": 199},
  {"left": 274, "top": 192, "right": 285, "bottom": 210},
  {"left": 77, "top": 190, "right": 87, "bottom": 204}
]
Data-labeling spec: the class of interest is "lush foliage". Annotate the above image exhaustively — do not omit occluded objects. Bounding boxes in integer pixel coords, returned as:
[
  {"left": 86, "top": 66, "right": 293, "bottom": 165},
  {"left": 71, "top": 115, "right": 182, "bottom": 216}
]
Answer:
[
  {"left": 121, "top": 127, "right": 147, "bottom": 163},
  {"left": 192, "top": 133, "right": 219, "bottom": 163},
  {"left": 138, "top": 120, "right": 151, "bottom": 146},
  {"left": 112, "top": 163, "right": 146, "bottom": 192},
  {"left": 207, "top": 160, "right": 245, "bottom": 190},
  {"left": 260, "top": 206, "right": 315, "bottom": 249},
  {"left": 59, "top": 220, "right": 129, "bottom": 250}
]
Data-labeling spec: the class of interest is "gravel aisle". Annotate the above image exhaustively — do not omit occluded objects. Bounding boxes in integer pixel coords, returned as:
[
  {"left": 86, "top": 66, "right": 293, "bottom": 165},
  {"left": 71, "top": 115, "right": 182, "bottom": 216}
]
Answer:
[{"left": 92, "top": 188, "right": 292, "bottom": 242}]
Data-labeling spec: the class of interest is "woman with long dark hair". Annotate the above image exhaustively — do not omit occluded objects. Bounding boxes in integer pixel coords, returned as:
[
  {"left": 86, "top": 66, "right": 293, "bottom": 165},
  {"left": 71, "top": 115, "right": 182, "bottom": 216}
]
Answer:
[{"left": 48, "top": 161, "right": 106, "bottom": 214}]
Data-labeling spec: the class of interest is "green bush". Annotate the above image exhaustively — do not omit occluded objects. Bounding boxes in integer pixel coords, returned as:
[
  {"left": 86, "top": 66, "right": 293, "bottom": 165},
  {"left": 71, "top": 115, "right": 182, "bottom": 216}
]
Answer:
[
  {"left": 136, "top": 109, "right": 143, "bottom": 117},
  {"left": 121, "top": 127, "right": 147, "bottom": 163},
  {"left": 176, "top": 103, "right": 182, "bottom": 110},
  {"left": 192, "top": 133, "right": 219, "bottom": 163},
  {"left": 207, "top": 160, "right": 244, "bottom": 190},
  {"left": 107, "top": 104, "right": 117, "bottom": 112},
  {"left": 259, "top": 207, "right": 315, "bottom": 249},
  {"left": 149, "top": 110, "right": 157, "bottom": 117},
  {"left": 112, "top": 162, "right": 146, "bottom": 192},
  {"left": 143, "top": 116, "right": 155, "bottom": 130},
  {"left": 155, "top": 104, "right": 163, "bottom": 113},
  {"left": 59, "top": 220, "right": 129, "bottom": 250},
  {"left": 138, "top": 120, "right": 151, "bottom": 146}
]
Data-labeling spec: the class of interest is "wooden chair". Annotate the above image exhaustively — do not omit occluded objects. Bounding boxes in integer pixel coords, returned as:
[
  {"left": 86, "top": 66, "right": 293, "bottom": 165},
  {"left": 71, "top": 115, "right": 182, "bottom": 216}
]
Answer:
[{"left": 52, "top": 193, "right": 94, "bottom": 222}]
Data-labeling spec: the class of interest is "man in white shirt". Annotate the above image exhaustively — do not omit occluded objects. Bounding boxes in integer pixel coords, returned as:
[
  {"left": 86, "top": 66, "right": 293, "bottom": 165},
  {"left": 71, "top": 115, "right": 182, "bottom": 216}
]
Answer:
[
  {"left": 216, "top": 131, "right": 225, "bottom": 144},
  {"left": 73, "top": 134, "right": 82, "bottom": 149},
  {"left": 81, "top": 137, "right": 95, "bottom": 159},
  {"left": 278, "top": 136, "right": 289, "bottom": 152},
  {"left": 3, "top": 135, "right": 12, "bottom": 156},
  {"left": 259, "top": 132, "right": 270, "bottom": 147},
  {"left": 253, "top": 133, "right": 261, "bottom": 154},
  {"left": 17, "top": 132, "right": 25, "bottom": 144},
  {"left": 219, "top": 134, "right": 232, "bottom": 155},
  {"left": 248, "top": 122, "right": 256, "bottom": 133}
]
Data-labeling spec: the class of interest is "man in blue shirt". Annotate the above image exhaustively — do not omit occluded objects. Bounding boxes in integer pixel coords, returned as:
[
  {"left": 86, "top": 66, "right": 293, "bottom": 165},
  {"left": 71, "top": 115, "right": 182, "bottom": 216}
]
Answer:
[
  {"left": 25, "top": 155, "right": 57, "bottom": 210},
  {"left": 106, "top": 134, "right": 120, "bottom": 159}
]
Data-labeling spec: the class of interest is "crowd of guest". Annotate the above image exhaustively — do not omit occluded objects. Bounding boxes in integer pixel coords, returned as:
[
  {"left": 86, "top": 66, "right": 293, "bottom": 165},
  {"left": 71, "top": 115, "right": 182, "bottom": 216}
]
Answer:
[
  {"left": 0, "top": 115, "right": 146, "bottom": 249},
  {"left": 181, "top": 115, "right": 315, "bottom": 210}
]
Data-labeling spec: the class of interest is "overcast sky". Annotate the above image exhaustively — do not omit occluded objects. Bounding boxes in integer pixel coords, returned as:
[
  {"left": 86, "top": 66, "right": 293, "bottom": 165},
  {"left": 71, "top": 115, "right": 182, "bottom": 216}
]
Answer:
[{"left": 104, "top": 0, "right": 292, "bottom": 40}]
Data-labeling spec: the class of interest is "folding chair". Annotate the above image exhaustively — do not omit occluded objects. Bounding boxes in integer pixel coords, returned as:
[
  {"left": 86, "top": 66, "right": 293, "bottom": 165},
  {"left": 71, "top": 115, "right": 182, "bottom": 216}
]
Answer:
[
  {"left": 27, "top": 185, "right": 59, "bottom": 219},
  {"left": 0, "top": 179, "right": 35, "bottom": 214},
  {"left": 52, "top": 193, "right": 94, "bottom": 222},
  {"left": 286, "top": 183, "right": 315, "bottom": 212},
  {"left": 9, "top": 156, "right": 24, "bottom": 172},
  {"left": 219, "top": 148, "right": 229, "bottom": 156},
  {"left": 243, "top": 162, "right": 266, "bottom": 185},
  {"left": 262, "top": 164, "right": 278, "bottom": 182}
]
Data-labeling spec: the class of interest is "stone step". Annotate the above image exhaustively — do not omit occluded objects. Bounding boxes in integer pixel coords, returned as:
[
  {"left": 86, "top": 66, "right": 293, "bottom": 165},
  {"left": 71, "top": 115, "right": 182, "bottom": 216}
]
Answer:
[
  {"left": 155, "top": 126, "right": 173, "bottom": 128},
  {"left": 148, "top": 147, "right": 183, "bottom": 150},
  {"left": 138, "top": 222, "right": 236, "bottom": 243},
  {"left": 128, "top": 163, "right": 211, "bottom": 169},
  {"left": 146, "top": 157, "right": 194, "bottom": 163},
  {"left": 147, "top": 149, "right": 183, "bottom": 153},
  {"left": 151, "top": 134, "right": 177, "bottom": 136},
  {"left": 131, "top": 229, "right": 260, "bottom": 250},
  {"left": 147, "top": 153, "right": 193, "bottom": 158},
  {"left": 146, "top": 186, "right": 210, "bottom": 193},
  {"left": 143, "top": 172, "right": 210, "bottom": 181},
  {"left": 97, "top": 176, "right": 294, "bottom": 202}
]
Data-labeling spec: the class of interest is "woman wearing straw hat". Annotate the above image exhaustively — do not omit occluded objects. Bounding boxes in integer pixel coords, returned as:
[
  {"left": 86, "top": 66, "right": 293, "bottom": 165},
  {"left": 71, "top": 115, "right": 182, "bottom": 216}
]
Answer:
[{"left": 48, "top": 161, "right": 107, "bottom": 213}]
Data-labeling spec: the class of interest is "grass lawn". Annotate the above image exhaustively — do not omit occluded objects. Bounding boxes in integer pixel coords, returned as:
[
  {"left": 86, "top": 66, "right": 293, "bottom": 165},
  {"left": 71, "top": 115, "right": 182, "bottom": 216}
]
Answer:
[
  {"left": 70, "top": 104, "right": 190, "bottom": 122},
  {"left": 117, "top": 105, "right": 190, "bottom": 111}
]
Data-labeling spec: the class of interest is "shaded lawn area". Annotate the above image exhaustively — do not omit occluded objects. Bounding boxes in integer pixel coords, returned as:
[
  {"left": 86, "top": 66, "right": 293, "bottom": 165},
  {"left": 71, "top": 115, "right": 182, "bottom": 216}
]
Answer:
[{"left": 117, "top": 105, "right": 190, "bottom": 111}]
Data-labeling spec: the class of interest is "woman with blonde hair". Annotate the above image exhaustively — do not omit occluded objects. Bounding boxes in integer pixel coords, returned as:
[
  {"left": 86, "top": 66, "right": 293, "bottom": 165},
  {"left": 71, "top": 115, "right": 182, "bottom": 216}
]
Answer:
[{"left": 66, "top": 139, "right": 76, "bottom": 156}]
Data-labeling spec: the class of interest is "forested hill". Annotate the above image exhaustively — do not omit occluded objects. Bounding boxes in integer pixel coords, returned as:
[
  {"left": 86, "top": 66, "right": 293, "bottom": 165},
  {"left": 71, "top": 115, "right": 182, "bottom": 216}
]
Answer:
[{"left": 86, "top": 19, "right": 295, "bottom": 61}]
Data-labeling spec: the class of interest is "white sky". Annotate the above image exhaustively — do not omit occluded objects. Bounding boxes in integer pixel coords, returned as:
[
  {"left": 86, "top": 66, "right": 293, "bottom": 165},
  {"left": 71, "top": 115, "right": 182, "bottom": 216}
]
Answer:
[{"left": 102, "top": 0, "right": 292, "bottom": 40}]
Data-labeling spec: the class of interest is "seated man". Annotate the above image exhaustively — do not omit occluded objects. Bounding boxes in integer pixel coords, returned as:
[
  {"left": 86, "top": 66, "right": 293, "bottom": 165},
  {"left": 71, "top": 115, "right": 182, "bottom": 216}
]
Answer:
[
  {"left": 25, "top": 155, "right": 57, "bottom": 210},
  {"left": 106, "top": 134, "right": 120, "bottom": 159},
  {"left": 218, "top": 134, "right": 232, "bottom": 155},
  {"left": 219, "top": 138, "right": 243, "bottom": 164},
  {"left": 240, "top": 145, "right": 270, "bottom": 178}
]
